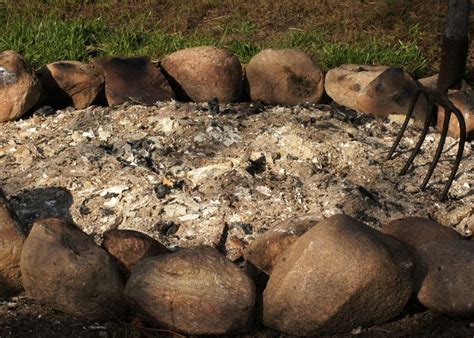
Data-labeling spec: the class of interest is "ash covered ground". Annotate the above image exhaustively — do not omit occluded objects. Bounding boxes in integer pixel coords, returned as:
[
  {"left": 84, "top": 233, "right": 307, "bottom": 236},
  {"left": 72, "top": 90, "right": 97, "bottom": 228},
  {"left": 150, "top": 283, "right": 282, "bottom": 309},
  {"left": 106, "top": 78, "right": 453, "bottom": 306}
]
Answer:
[
  {"left": 0, "top": 101, "right": 474, "bottom": 336},
  {"left": 1, "top": 102, "right": 472, "bottom": 248}
]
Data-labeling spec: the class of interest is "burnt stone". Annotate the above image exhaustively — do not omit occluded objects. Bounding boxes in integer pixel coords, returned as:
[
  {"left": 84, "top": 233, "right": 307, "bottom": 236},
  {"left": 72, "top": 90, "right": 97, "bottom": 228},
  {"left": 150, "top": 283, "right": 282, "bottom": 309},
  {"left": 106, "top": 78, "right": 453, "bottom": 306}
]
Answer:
[
  {"left": 36, "top": 61, "right": 104, "bottom": 109},
  {"left": 91, "top": 56, "right": 174, "bottom": 106}
]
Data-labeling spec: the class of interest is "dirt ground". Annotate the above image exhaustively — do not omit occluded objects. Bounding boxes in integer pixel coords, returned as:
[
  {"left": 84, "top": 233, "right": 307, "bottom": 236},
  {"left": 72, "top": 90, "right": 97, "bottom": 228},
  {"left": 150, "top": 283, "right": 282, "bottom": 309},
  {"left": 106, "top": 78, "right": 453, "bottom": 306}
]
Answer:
[
  {"left": 0, "top": 101, "right": 473, "bottom": 336},
  {"left": 0, "top": 294, "right": 473, "bottom": 337}
]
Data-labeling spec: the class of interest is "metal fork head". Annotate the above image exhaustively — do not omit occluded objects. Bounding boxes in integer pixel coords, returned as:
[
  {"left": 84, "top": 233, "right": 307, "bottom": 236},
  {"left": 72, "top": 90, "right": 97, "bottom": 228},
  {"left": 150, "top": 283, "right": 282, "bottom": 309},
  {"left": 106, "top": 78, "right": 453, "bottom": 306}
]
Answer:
[{"left": 386, "top": 86, "right": 466, "bottom": 201}]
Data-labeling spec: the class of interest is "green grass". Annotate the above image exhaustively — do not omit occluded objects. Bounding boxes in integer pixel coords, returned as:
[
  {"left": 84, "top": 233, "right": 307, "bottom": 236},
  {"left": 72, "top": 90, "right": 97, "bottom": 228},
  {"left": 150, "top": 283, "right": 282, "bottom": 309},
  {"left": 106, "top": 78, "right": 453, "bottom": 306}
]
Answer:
[
  {"left": 0, "top": 5, "right": 429, "bottom": 77},
  {"left": 276, "top": 29, "right": 428, "bottom": 77}
]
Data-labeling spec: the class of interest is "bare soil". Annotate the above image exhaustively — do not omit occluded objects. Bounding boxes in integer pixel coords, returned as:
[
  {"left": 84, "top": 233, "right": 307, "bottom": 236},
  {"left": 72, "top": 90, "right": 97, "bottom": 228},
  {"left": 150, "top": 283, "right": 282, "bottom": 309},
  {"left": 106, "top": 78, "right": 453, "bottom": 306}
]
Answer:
[
  {"left": 0, "top": 294, "right": 473, "bottom": 337},
  {"left": 0, "top": 101, "right": 473, "bottom": 336}
]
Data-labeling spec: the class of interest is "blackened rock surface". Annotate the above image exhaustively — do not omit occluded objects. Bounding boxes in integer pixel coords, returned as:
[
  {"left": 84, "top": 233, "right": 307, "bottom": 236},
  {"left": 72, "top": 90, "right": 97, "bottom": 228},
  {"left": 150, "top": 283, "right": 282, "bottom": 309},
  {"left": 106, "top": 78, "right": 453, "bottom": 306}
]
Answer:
[
  {"left": 356, "top": 67, "right": 429, "bottom": 120},
  {"left": 37, "top": 61, "right": 104, "bottom": 109},
  {"left": 91, "top": 56, "right": 174, "bottom": 106}
]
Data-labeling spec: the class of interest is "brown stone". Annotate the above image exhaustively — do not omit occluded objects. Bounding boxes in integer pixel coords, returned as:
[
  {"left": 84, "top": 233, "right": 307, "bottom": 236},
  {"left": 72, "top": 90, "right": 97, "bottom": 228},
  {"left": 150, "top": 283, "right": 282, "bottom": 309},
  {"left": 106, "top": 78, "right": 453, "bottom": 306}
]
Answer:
[
  {"left": 418, "top": 73, "right": 469, "bottom": 92},
  {"left": 243, "top": 213, "right": 320, "bottom": 274},
  {"left": 161, "top": 46, "right": 242, "bottom": 103},
  {"left": 437, "top": 87, "right": 474, "bottom": 140},
  {"left": 245, "top": 49, "right": 324, "bottom": 105},
  {"left": 37, "top": 61, "right": 104, "bottom": 109},
  {"left": 91, "top": 56, "right": 174, "bottom": 106},
  {"left": 125, "top": 246, "right": 255, "bottom": 335},
  {"left": 263, "top": 214, "right": 414, "bottom": 335},
  {"left": 0, "top": 50, "right": 41, "bottom": 122},
  {"left": 0, "top": 190, "right": 25, "bottom": 297},
  {"left": 458, "top": 213, "right": 474, "bottom": 238},
  {"left": 417, "top": 74, "right": 439, "bottom": 90},
  {"left": 20, "top": 218, "right": 127, "bottom": 320},
  {"left": 101, "top": 229, "right": 168, "bottom": 275},
  {"left": 355, "top": 68, "right": 429, "bottom": 120},
  {"left": 415, "top": 240, "right": 474, "bottom": 317},
  {"left": 382, "top": 217, "right": 462, "bottom": 248},
  {"left": 324, "top": 64, "right": 388, "bottom": 110}
]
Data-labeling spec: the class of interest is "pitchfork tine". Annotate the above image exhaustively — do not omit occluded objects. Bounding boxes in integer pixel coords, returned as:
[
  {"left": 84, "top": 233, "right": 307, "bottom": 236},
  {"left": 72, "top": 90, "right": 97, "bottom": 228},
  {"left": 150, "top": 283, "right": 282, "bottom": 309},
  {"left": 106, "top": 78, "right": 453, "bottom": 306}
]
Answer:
[
  {"left": 387, "top": 86, "right": 466, "bottom": 201},
  {"left": 386, "top": 89, "right": 422, "bottom": 160},
  {"left": 438, "top": 107, "right": 466, "bottom": 201},
  {"left": 420, "top": 107, "right": 451, "bottom": 191},
  {"left": 399, "top": 91, "right": 433, "bottom": 175}
]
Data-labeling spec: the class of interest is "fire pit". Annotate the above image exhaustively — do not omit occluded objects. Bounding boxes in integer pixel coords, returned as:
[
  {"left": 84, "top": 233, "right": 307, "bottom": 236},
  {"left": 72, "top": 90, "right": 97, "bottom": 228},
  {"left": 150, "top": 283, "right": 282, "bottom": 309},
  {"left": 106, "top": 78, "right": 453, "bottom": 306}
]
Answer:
[{"left": 1, "top": 101, "right": 472, "bottom": 249}]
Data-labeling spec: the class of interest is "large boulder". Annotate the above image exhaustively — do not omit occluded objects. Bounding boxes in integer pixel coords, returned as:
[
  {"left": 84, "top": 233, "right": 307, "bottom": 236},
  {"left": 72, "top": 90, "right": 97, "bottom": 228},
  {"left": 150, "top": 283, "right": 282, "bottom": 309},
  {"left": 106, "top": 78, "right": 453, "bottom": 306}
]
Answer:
[
  {"left": 161, "top": 46, "right": 242, "bottom": 103},
  {"left": 355, "top": 67, "right": 429, "bottom": 120},
  {"left": 437, "top": 86, "right": 474, "bottom": 140},
  {"left": 0, "top": 190, "right": 25, "bottom": 297},
  {"left": 263, "top": 214, "right": 414, "bottom": 336},
  {"left": 382, "top": 217, "right": 463, "bottom": 248},
  {"left": 324, "top": 64, "right": 387, "bottom": 110},
  {"left": 243, "top": 213, "right": 320, "bottom": 274},
  {"left": 0, "top": 50, "right": 41, "bottom": 121},
  {"left": 101, "top": 229, "right": 168, "bottom": 277},
  {"left": 91, "top": 56, "right": 174, "bottom": 106},
  {"left": 36, "top": 61, "right": 104, "bottom": 109},
  {"left": 125, "top": 246, "right": 255, "bottom": 335},
  {"left": 415, "top": 240, "right": 474, "bottom": 317},
  {"left": 20, "top": 218, "right": 127, "bottom": 320},
  {"left": 245, "top": 49, "right": 324, "bottom": 105}
]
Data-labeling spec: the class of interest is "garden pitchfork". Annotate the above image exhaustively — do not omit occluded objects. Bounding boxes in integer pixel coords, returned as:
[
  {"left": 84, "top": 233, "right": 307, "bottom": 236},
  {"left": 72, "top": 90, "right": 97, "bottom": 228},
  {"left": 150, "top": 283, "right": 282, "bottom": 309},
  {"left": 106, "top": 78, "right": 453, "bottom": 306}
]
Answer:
[{"left": 386, "top": 0, "right": 470, "bottom": 201}]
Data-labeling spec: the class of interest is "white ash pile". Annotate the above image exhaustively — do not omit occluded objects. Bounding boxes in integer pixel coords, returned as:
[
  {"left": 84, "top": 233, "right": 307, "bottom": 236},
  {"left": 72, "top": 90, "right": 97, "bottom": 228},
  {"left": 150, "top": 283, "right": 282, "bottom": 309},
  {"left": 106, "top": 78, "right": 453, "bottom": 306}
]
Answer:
[{"left": 1, "top": 101, "right": 473, "bottom": 247}]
